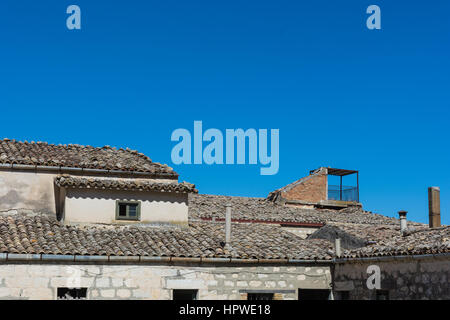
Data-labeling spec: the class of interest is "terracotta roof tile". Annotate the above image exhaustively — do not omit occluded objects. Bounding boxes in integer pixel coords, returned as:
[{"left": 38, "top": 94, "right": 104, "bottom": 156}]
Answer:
[
  {"left": 338, "top": 224, "right": 450, "bottom": 258},
  {"left": 55, "top": 175, "right": 197, "bottom": 193},
  {"left": 0, "top": 138, "right": 177, "bottom": 177},
  {"left": 0, "top": 213, "right": 333, "bottom": 260},
  {"left": 188, "top": 194, "right": 402, "bottom": 225}
]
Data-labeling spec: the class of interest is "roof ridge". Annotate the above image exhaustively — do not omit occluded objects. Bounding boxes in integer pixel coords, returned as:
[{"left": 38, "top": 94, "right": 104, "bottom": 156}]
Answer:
[{"left": 1, "top": 137, "right": 142, "bottom": 155}]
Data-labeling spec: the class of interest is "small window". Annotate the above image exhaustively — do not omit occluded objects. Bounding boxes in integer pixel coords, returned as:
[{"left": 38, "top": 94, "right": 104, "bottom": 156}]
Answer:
[
  {"left": 116, "top": 201, "right": 141, "bottom": 221},
  {"left": 173, "top": 289, "right": 198, "bottom": 300},
  {"left": 247, "top": 293, "right": 274, "bottom": 300},
  {"left": 298, "top": 289, "right": 331, "bottom": 300},
  {"left": 376, "top": 290, "right": 389, "bottom": 300},
  {"left": 57, "top": 288, "right": 87, "bottom": 300}
]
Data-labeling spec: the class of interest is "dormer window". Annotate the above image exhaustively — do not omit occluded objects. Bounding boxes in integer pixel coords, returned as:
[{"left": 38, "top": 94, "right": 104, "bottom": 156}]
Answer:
[
  {"left": 55, "top": 176, "right": 193, "bottom": 225},
  {"left": 116, "top": 201, "right": 141, "bottom": 221}
]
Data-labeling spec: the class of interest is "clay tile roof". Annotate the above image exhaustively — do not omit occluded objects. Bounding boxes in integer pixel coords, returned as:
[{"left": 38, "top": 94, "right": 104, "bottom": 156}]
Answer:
[
  {"left": 0, "top": 213, "right": 332, "bottom": 260},
  {"left": 307, "top": 221, "right": 449, "bottom": 258},
  {"left": 0, "top": 138, "right": 177, "bottom": 177},
  {"left": 338, "top": 225, "right": 450, "bottom": 258},
  {"left": 55, "top": 175, "right": 198, "bottom": 193},
  {"left": 188, "top": 194, "right": 450, "bottom": 258},
  {"left": 188, "top": 194, "right": 403, "bottom": 225},
  {"left": 0, "top": 211, "right": 446, "bottom": 260}
]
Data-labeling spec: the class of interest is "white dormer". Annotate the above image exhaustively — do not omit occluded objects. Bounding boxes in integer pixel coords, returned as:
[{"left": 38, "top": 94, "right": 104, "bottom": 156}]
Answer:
[{"left": 55, "top": 175, "right": 196, "bottom": 226}]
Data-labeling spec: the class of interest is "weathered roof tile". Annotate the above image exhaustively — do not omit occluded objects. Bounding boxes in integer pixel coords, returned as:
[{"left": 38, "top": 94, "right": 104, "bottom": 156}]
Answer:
[
  {"left": 55, "top": 175, "right": 197, "bottom": 193},
  {"left": 0, "top": 213, "right": 333, "bottom": 260},
  {"left": 0, "top": 138, "right": 177, "bottom": 177},
  {"left": 188, "top": 194, "right": 404, "bottom": 225}
]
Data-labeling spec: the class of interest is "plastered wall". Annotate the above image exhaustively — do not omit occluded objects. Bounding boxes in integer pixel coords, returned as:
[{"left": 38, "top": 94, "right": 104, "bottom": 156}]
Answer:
[{"left": 64, "top": 188, "right": 189, "bottom": 225}]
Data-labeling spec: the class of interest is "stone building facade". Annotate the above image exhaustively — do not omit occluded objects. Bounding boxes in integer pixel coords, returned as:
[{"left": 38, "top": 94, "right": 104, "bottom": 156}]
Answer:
[
  {"left": 334, "top": 255, "right": 449, "bottom": 300},
  {"left": 0, "top": 260, "right": 332, "bottom": 300}
]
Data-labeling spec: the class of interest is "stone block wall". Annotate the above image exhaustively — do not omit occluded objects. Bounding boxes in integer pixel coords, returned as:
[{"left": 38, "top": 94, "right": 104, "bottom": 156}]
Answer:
[
  {"left": 0, "top": 263, "right": 332, "bottom": 300},
  {"left": 333, "top": 257, "right": 450, "bottom": 300}
]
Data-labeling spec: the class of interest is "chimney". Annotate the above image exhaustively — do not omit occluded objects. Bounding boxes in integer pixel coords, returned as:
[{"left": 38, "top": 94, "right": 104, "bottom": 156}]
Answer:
[
  {"left": 335, "top": 238, "right": 341, "bottom": 258},
  {"left": 428, "top": 187, "right": 441, "bottom": 228},
  {"left": 225, "top": 204, "right": 232, "bottom": 246},
  {"left": 398, "top": 210, "right": 408, "bottom": 233}
]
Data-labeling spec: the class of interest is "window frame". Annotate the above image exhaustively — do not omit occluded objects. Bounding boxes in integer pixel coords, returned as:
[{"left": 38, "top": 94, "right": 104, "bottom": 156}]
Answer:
[{"left": 115, "top": 200, "right": 141, "bottom": 221}]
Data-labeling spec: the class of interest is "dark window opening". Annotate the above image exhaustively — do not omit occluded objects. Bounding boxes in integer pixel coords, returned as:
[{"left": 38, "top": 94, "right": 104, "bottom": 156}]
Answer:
[
  {"left": 116, "top": 201, "right": 141, "bottom": 221},
  {"left": 298, "top": 289, "right": 330, "bottom": 300},
  {"left": 247, "top": 293, "right": 274, "bottom": 300},
  {"left": 173, "top": 289, "right": 198, "bottom": 300},
  {"left": 335, "top": 291, "right": 350, "bottom": 300},
  {"left": 376, "top": 290, "right": 389, "bottom": 300},
  {"left": 57, "top": 288, "right": 87, "bottom": 300},
  {"left": 119, "top": 204, "right": 127, "bottom": 217}
]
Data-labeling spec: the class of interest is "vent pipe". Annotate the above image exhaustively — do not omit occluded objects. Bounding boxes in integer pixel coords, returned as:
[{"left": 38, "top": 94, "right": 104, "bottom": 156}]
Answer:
[
  {"left": 225, "top": 204, "right": 232, "bottom": 246},
  {"left": 428, "top": 187, "right": 441, "bottom": 228},
  {"left": 335, "top": 238, "right": 341, "bottom": 258},
  {"left": 398, "top": 210, "right": 407, "bottom": 233}
]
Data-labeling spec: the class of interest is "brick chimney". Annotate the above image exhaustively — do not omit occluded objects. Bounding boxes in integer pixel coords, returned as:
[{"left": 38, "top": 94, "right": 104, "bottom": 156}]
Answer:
[{"left": 428, "top": 187, "right": 441, "bottom": 228}]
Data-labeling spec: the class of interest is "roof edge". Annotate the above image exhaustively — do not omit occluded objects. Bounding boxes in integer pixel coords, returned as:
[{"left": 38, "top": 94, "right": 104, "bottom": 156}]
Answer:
[
  {"left": 0, "top": 253, "right": 332, "bottom": 264},
  {"left": 0, "top": 163, "right": 179, "bottom": 179},
  {"left": 335, "top": 252, "right": 450, "bottom": 263}
]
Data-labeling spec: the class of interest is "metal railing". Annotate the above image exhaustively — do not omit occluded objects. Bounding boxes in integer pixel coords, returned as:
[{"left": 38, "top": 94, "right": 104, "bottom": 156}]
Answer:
[{"left": 328, "top": 185, "right": 359, "bottom": 202}]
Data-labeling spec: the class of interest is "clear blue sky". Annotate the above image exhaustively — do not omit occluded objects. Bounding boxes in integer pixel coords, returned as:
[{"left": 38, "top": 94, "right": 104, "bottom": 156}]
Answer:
[{"left": 0, "top": 1, "right": 449, "bottom": 224}]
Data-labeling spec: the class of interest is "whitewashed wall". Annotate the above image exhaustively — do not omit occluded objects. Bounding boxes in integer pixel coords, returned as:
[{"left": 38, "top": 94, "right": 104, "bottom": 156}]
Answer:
[{"left": 64, "top": 188, "right": 189, "bottom": 225}]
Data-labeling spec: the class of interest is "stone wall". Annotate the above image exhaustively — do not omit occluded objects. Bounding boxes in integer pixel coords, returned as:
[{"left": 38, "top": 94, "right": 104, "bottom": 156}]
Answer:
[
  {"left": 0, "top": 262, "right": 332, "bottom": 300},
  {"left": 334, "top": 257, "right": 450, "bottom": 300}
]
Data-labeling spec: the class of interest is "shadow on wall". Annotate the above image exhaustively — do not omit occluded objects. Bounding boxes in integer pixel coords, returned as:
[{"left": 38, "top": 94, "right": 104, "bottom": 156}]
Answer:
[
  {"left": 0, "top": 172, "right": 54, "bottom": 213},
  {"left": 0, "top": 187, "right": 53, "bottom": 214},
  {"left": 65, "top": 188, "right": 188, "bottom": 204},
  {"left": 307, "top": 225, "right": 367, "bottom": 249}
]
